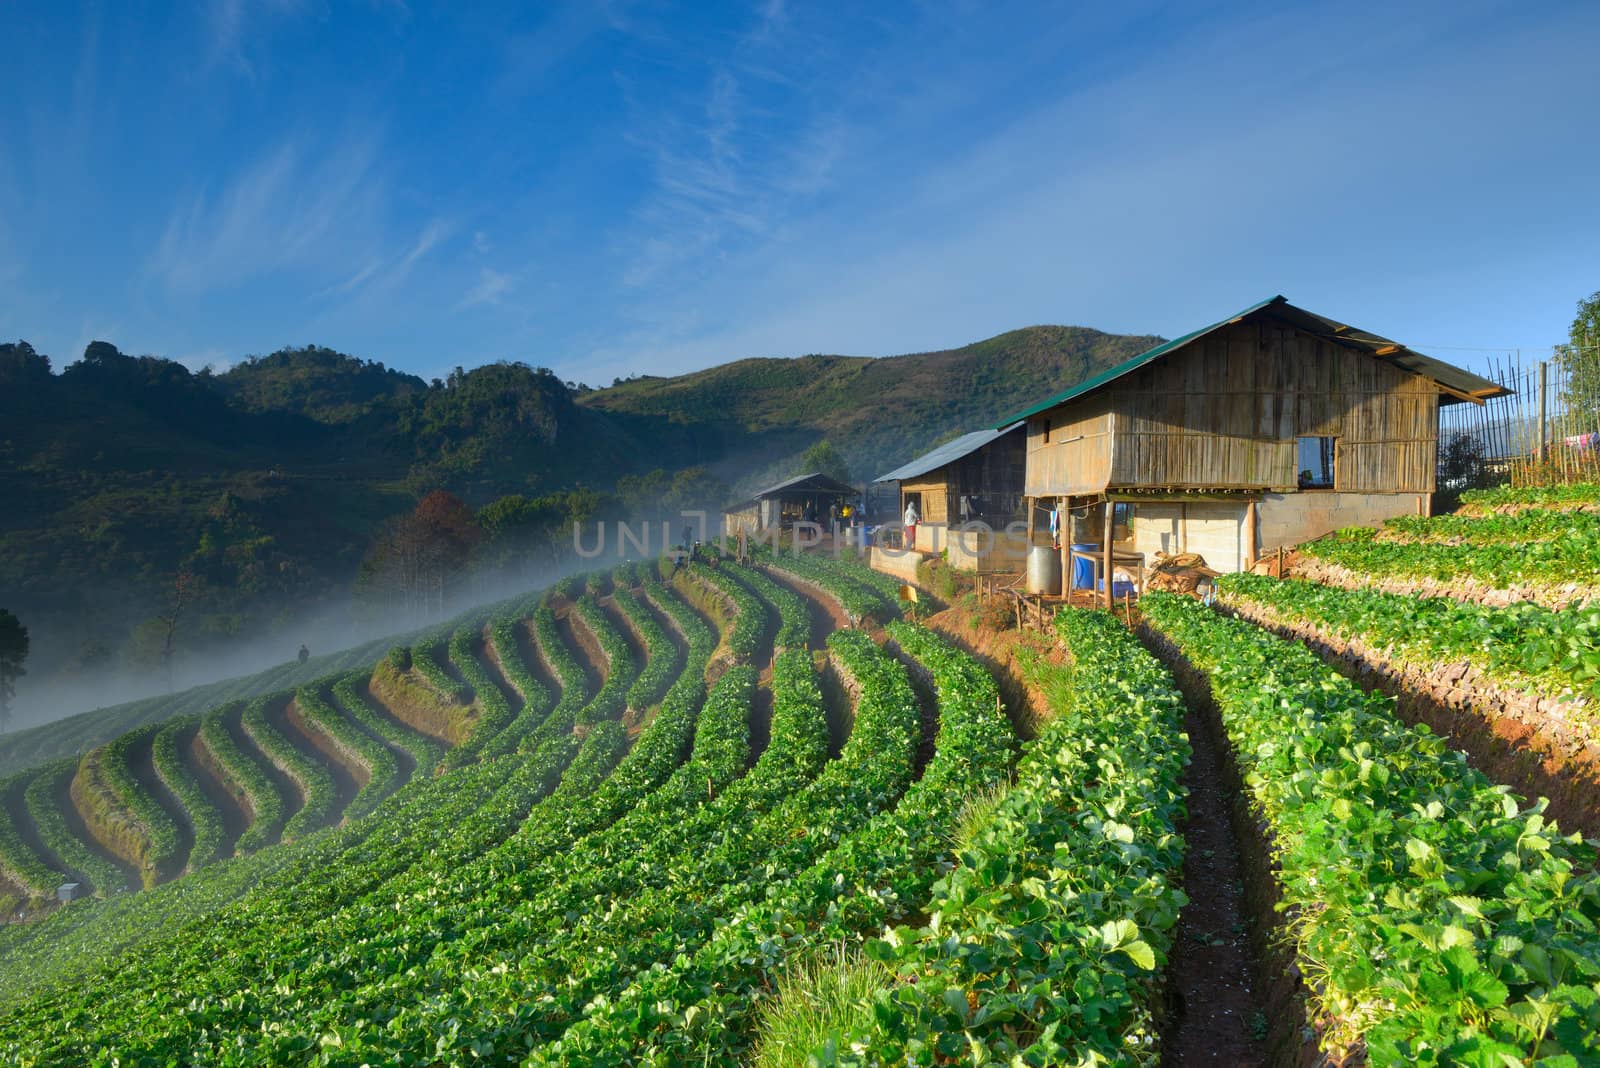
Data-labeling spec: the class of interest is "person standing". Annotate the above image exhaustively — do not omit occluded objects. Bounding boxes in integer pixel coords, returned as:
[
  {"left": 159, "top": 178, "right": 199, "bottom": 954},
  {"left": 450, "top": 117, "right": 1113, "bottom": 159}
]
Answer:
[{"left": 903, "top": 498, "right": 919, "bottom": 550}]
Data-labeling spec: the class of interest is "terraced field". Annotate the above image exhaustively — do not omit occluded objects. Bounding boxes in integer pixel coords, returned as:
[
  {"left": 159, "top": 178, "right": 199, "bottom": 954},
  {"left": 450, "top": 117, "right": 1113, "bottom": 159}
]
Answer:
[{"left": 1, "top": 500, "right": 1599, "bottom": 1066}]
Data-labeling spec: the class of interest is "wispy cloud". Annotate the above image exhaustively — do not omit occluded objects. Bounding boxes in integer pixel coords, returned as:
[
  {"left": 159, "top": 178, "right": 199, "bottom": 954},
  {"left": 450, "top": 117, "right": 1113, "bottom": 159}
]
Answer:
[
  {"left": 148, "top": 135, "right": 387, "bottom": 294},
  {"left": 615, "top": 5, "right": 850, "bottom": 289},
  {"left": 205, "top": 0, "right": 302, "bottom": 73},
  {"left": 458, "top": 267, "right": 513, "bottom": 308}
]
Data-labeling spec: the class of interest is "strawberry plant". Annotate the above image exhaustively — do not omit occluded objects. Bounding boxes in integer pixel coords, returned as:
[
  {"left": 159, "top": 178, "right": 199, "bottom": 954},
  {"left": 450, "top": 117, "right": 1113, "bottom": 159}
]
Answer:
[{"left": 1142, "top": 592, "right": 1600, "bottom": 1064}]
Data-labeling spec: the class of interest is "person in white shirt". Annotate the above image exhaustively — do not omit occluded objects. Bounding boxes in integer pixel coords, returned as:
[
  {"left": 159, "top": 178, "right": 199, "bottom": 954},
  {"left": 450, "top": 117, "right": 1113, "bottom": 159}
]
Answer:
[{"left": 903, "top": 500, "right": 919, "bottom": 550}]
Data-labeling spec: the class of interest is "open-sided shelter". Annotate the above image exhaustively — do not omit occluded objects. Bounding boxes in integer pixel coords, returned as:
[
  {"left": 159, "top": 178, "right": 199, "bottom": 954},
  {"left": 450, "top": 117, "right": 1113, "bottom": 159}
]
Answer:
[
  {"left": 721, "top": 471, "right": 857, "bottom": 536},
  {"left": 998, "top": 295, "right": 1512, "bottom": 601}
]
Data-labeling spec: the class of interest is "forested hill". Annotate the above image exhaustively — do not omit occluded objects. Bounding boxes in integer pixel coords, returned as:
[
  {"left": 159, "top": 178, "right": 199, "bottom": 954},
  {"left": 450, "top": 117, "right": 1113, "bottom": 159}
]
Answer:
[
  {"left": 579, "top": 325, "right": 1161, "bottom": 484},
  {"left": 0, "top": 323, "right": 1157, "bottom": 702}
]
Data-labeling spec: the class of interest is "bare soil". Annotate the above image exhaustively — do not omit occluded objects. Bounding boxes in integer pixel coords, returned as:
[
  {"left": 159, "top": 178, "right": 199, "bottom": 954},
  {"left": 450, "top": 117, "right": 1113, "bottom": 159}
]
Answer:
[{"left": 1142, "top": 625, "right": 1338, "bottom": 1068}]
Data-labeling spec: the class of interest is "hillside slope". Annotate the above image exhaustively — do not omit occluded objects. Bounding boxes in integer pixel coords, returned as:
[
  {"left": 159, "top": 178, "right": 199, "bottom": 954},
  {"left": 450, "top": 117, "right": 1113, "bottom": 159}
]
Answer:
[
  {"left": 0, "top": 323, "right": 1157, "bottom": 701},
  {"left": 580, "top": 325, "right": 1161, "bottom": 484}
]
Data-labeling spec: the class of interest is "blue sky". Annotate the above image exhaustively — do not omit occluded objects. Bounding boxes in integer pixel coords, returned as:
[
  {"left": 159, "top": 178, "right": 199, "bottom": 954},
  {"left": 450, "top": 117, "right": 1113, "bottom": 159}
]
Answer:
[{"left": 2, "top": 0, "right": 1596, "bottom": 386}]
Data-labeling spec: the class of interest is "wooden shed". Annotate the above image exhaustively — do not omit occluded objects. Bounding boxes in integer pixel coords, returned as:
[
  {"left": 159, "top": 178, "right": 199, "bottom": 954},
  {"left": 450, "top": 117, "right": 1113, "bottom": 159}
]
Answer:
[
  {"left": 872, "top": 422, "right": 1026, "bottom": 563},
  {"left": 721, "top": 472, "right": 857, "bottom": 536},
  {"left": 999, "top": 295, "right": 1512, "bottom": 600}
]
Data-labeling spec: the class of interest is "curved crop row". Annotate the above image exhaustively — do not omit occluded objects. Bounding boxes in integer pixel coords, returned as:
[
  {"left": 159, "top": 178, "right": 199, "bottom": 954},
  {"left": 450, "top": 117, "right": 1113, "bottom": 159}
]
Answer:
[
  {"left": 823, "top": 550, "right": 908, "bottom": 604},
  {"left": 1302, "top": 523, "right": 1600, "bottom": 590},
  {"left": 199, "top": 703, "right": 284, "bottom": 854},
  {"left": 411, "top": 634, "right": 472, "bottom": 704},
  {"left": 0, "top": 775, "right": 61, "bottom": 898},
  {"left": 150, "top": 717, "right": 227, "bottom": 870},
  {"left": 328, "top": 673, "right": 445, "bottom": 775},
  {"left": 240, "top": 698, "right": 338, "bottom": 840},
  {"left": 612, "top": 587, "right": 680, "bottom": 712},
  {"left": 77, "top": 726, "right": 182, "bottom": 888},
  {"left": 23, "top": 760, "right": 128, "bottom": 897},
  {"left": 763, "top": 553, "right": 899, "bottom": 623},
  {"left": 294, "top": 687, "right": 401, "bottom": 820},
  {"left": 476, "top": 627, "right": 926, "bottom": 1057},
  {"left": 441, "top": 618, "right": 518, "bottom": 767},
  {"left": 1218, "top": 572, "right": 1600, "bottom": 708},
  {"left": 1141, "top": 591, "right": 1600, "bottom": 1063},
  {"left": 206, "top": 614, "right": 807, "bottom": 1066},
  {"left": 817, "top": 610, "right": 1188, "bottom": 1066},
  {"left": 683, "top": 562, "right": 768, "bottom": 663},
  {"left": 76, "top": 586, "right": 714, "bottom": 1062},
  {"left": 0, "top": 582, "right": 741, "bottom": 1061},
  {"left": 1380, "top": 508, "right": 1600, "bottom": 545},
  {"left": 478, "top": 615, "right": 554, "bottom": 756},
  {"left": 723, "top": 560, "right": 811, "bottom": 649},
  {"left": 572, "top": 594, "right": 640, "bottom": 726},
  {"left": 542, "top": 621, "right": 1018, "bottom": 1065}
]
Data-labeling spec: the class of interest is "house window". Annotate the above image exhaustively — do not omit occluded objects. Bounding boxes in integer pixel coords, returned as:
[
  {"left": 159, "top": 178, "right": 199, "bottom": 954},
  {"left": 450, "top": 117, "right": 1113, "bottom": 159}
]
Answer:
[
  {"left": 1298, "top": 436, "right": 1336, "bottom": 489},
  {"left": 1042, "top": 418, "right": 1052, "bottom": 444}
]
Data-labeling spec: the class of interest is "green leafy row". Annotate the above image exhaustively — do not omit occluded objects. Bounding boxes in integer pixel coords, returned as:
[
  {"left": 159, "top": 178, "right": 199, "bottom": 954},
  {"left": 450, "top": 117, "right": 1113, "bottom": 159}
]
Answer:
[
  {"left": 0, "top": 774, "right": 60, "bottom": 897},
  {"left": 23, "top": 760, "right": 128, "bottom": 897},
  {"left": 200, "top": 703, "right": 284, "bottom": 853},
  {"left": 763, "top": 553, "right": 900, "bottom": 624},
  {"left": 1302, "top": 524, "right": 1600, "bottom": 590},
  {"left": 572, "top": 593, "right": 641, "bottom": 725},
  {"left": 150, "top": 717, "right": 228, "bottom": 870},
  {"left": 1461, "top": 483, "right": 1600, "bottom": 509},
  {"left": 294, "top": 687, "right": 401, "bottom": 821},
  {"left": 686, "top": 561, "right": 769, "bottom": 662},
  {"left": 86, "top": 726, "right": 183, "bottom": 887},
  {"left": 262, "top": 636, "right": 834, "bottom": 1065},
  {"left": 410, "top": 634, "right": 472, "bottom": 704},
  {"left": 481, "top": 613, "right": 552, "bottom": 752},
  {"left": 542, "top": 620, "right": 1018, "bottom": 1065},
  {"left": 1142, "top": 592, "right": 1600, "bottom": 1065},
  {"left": 441, "top": 615, "right": 516, "bottom": 767},
  {"left": 64, "top": 585, "right": 714, "bottom": 1063},
  {"left": 240, "top": 698, "right": 338, "bottom": 840},
  {"left": 1380, "top": 508, "right": 1600, "bottom": 545},
  {"left": 613, "top": 587, "right": 680, "bottom": 712},
  {"left": 827, "top": 609, "right": 1188, "bottom": 1066},
  {"left": 1218, "top": 572, "right": 1600, "bottom": 709},
  {"left": 723, "top": 559, "right": 812, "bottom": 649},
  {"left": 328, "top": 673, "right": 445, "bottom": 776}
]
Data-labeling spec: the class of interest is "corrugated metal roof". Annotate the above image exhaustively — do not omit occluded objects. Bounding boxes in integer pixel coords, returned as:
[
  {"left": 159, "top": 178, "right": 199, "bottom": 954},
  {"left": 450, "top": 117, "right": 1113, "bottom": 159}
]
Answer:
[
  {"left": 723, "top": 471, "right": 857, "bottom": 513},
  {"left": 994, "top": 295, "right": 1513, "bottom": 428},
  {"left": 872, "top": 422, "right": 1024, "bottom": 483}
]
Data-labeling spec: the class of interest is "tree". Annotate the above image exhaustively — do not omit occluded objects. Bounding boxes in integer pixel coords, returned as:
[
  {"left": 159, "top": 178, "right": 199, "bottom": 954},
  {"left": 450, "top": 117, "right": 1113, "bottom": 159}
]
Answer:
[
  {"left": 800, "top": 440, "right": 852, "bottom": 485},
  {"left": 356, "top": 491, "right": 482, "bottom": 619},
  {"left": 0, "top": 609, "right": 29, "bottom": 731},
  {"left": 1556, "top": 290, "right": 1600, "bottom": 432}
]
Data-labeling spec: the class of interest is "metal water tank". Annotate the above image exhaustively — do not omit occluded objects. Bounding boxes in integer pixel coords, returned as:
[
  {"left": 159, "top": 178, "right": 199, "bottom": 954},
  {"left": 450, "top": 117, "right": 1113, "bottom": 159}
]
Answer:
[{"left": 1026, "top": 544, "right": 1061, "bottom": 595}]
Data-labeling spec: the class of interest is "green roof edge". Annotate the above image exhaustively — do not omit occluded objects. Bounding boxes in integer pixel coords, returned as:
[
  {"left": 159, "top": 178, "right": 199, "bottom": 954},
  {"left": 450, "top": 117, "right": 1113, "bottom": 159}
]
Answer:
[{"left": 992, "top": 295, "right": 1286, "bottom": 428}]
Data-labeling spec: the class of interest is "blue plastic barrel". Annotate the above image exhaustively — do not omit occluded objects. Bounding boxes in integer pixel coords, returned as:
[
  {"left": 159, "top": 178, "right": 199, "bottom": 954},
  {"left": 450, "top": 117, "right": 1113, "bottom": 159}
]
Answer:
[{"left": 1069, "top": 543, "right": 1098, "bottom": 592}]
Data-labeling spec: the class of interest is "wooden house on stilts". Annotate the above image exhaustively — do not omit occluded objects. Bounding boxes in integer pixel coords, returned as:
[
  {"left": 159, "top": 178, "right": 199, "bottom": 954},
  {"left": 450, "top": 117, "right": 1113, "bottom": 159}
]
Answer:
[{"left": 995, "top": 295, "right": 1512, "bottom": 605}]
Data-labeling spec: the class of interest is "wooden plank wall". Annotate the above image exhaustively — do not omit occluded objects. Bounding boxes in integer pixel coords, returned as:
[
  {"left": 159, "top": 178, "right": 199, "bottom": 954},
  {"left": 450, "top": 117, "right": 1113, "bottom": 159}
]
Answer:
[
  {"left": 1024, "top": 393, "right": 1113, "bottom": 495},
  {"left": 1025, "top": 318, "right": 1439, "bottom": 495},
  {"left": 900, "top": 475, "right": 950, "bottom": 523}
]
